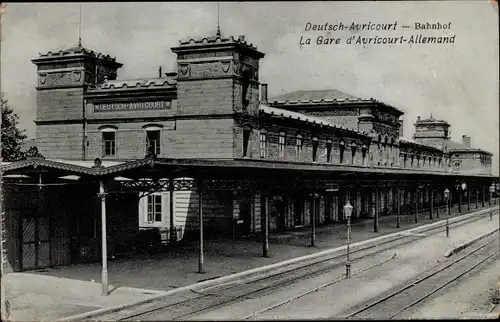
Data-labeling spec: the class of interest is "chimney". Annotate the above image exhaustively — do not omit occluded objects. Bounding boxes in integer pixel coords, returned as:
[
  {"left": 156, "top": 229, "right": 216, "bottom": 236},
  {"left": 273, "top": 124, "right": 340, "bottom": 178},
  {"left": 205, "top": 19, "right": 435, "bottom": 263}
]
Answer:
[
  {"left": 260, "top": 84, "right": 268, "bottom": 103},
  {"left": 417, "top": 116, "right": 421, "bottom": 122},
  {"left": 158, "top": 66, "right": 162, "bottom": 78},
  {"left": 462, "top": 135, "right": 471, "bottom": 147},
  {"left": 398, "top": 119, "right": 404, "bottom": 137},
  {"left": 238, "top": 35, "right": 245, "bottom": 42}
]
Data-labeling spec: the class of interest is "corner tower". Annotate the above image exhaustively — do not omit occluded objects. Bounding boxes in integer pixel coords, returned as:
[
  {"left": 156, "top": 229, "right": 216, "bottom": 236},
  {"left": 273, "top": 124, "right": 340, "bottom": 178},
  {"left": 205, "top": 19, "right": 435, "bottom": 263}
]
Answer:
[
  {"left": 412, "top": 115, "right": 450, "bottom": 151},
  {"left": 171, "top": 34, "right": 265, "bottom": 117},
  {"left": 32, "top": 44, "right": 122, "bottom": 159}
]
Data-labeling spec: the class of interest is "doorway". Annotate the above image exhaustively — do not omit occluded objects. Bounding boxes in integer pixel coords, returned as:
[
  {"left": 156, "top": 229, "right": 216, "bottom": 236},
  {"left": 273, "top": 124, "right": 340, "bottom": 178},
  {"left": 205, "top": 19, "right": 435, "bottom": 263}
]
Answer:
[{"left": 21, "top": 215, "right": 51, "bottom": 270}]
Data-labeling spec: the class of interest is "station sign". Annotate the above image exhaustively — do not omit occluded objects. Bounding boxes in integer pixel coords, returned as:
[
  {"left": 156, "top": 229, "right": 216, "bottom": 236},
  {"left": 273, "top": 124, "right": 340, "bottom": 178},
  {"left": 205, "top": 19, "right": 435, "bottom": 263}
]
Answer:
[{"left": 94, "top": 101, "right": 171, "bottom": 112}]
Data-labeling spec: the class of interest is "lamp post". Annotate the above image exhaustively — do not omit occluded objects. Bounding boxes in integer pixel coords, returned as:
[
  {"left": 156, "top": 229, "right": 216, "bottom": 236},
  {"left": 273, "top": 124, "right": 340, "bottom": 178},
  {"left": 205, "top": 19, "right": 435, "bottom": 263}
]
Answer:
[
  {"left": 490, "top": 184, "right": 495, "bottom": 221},
  {"left": 462, "top": 182, "right": 468, "bottom": 212},
  {"left": 444, "top": 188, "right": 450, "bottom": 237},
  {"left": 344, "top": 200, "right": 353, "bottom": 279}
]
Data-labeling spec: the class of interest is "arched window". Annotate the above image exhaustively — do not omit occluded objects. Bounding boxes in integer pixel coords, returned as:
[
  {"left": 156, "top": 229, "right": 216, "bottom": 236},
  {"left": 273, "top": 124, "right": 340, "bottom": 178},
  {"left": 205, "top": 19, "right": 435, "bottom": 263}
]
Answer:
[
  {"left": 312, "top": 137, "right": 319, "bottom": 162},
  {"left": 295, "top": 134, "right": 303, "bottom": 159},
  {"left": 99, "top": 125, "right": 118, "bottom": 157},
  {"left": 242, "top": 125, "right": 252, "bottom": 157},
  {"left": 143, "top": 124, "right": 163, "bottom": 156},
  {"left": 326, "top": 139, "right": 333, "bottom": 163},
  {"left": 279, "top": 132, "right": 286, "bottom": 159},
  {"left": 339, "top": 141, "right": 345, "bottom": 164},
  {"left": 361, "top": 144, "right": 368, "bottom": 166},
  {"left": 259, "top": 129, "right": 267, "bottom": 158},
  {"left": 351, "top": 143, "right": 357, "bottom": 164}
]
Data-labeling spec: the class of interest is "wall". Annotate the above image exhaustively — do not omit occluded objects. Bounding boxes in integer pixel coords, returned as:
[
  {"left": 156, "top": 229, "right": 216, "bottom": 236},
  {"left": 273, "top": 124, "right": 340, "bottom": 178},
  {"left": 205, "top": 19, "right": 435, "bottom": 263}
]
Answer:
[
  {"left": 137, "top": 188, "right": 234, "bottom": 241},
  {"left": 36, "top": 123, "right": 84, "bottom": 159},
  {"left": 86, "top": 120, "right": 175, "bottom": 159},
  {"left": 36, "top": 88, "right": 84, "bottom": 121},
  {"left": 174, "top": 118, "right": 235, "bottom": 158},
  {"left": 450, "top": 152, "right": 492, "bottom": 175}
]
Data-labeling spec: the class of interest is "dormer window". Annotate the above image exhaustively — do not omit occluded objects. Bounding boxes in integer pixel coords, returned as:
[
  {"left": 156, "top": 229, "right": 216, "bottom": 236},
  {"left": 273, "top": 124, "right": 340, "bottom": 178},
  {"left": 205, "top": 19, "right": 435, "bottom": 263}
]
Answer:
[
  {"left": 259, "top": 130, "right": 267, "bottom": 158},
  {"left": 295, "top": 134, "right": 303, "bottom": 159},
  {"left": 351, "top": 143, "right": 357, "bottom": 164},
  {"left": 339, "top": 141, "right": 345, "bottom": 164},
  {"left": 361, "top": 144, "right": 368, "bottom": 165},
  {"left": 243, "top": 125, "right": 252, "bottom": 157},
  {"left": 312, "top": 137, "right": 319, "bottom": 162},
  {"left": 279, "top": 132, "right": 285, "bottom": 159},
  {"left": 326, "top": 139, "right": 332, "bottom": 163}
]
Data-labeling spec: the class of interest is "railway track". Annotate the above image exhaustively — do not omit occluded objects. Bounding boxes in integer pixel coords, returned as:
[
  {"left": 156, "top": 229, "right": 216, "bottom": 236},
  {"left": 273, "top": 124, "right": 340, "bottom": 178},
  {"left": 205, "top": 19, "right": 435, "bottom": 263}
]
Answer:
[
  {"left": 92, "top": 209, "right": 498, "bottom": 321},
  {"left": 338, "top": 236, "right": 499, "bottom": 319}
]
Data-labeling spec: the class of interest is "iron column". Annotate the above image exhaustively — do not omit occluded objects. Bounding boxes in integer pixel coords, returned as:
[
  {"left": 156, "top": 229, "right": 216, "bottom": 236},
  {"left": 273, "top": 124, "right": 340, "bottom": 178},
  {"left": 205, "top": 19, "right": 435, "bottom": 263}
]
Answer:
[
  {"left": 99, "top": 180, "right": 108, "bottom": 296},
  {"left": 198, "top": 180, "right": 204, "bottom": 274}
]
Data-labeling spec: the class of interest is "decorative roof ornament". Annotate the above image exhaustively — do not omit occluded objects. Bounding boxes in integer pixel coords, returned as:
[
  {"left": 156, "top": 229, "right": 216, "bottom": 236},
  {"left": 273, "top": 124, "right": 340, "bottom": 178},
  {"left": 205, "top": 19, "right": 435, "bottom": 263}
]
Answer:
[
  {"left": 92, "top": 157, "right": 103, "bottom": 169},
  {"left": 25, "top": 146, "right": 45, "bottom": 160},
  {"left": 216, "top": 2, "right": 222, "bottom": 37}
]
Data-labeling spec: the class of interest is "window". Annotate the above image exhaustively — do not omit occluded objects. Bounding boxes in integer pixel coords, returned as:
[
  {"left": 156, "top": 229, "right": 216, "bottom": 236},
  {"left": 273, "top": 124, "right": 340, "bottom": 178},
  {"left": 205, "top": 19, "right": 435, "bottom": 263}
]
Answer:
[
  {"left": 243, "top": 127, "right": 251, "bottom": 157},
  {"left": 147, "top": 194, "right": 162, "bottom": 223},
  {"left": 351, "top": 143, "right": 356, "bottom": 164},
  {"left": 279, "top": 132, "right": 285, "bottom": 159},
  {"left": 361, "top": 145, "right": 367, "bottom": 165},
  {"left": 403, "top": 154, "right": 407, "bottom": 167},
  {"left": 339, "top": 141, "right": 345, "bottom": 164},
  {"left": 259, "top": 131, "right": 267, "bottom": 158},
  {"left": 295, "top": 135, "right": 303, "bottom": 159},
  {"left": 146, "top": 130, "right": 161, "bottom": 156},
  {"left": 102, "top": 131, "right": 116, "bottom": 157},
  {"left": 326, "top": 140, "right": 332, "bottom": 162},
  {"left": 312, "top": 137, "right": 319, "bottom": 162}
]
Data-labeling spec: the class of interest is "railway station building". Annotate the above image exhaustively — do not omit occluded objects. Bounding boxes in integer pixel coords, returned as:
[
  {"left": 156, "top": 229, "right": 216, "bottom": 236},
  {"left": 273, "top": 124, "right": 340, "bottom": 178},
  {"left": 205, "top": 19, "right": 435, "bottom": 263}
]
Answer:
[{"left": 2, "top": 31, "right": 498, "bottom": 273}]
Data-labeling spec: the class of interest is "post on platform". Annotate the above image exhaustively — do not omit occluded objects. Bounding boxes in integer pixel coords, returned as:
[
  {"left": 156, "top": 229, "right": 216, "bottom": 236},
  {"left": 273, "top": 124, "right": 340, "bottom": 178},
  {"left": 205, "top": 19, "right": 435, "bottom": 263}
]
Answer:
[
  {"left": 482, "top": 185, "right": 486, "bottom": 208},
  {"left": 414, "top": 186, "right": 418, "bottom": 224},
  {"left": 490, "top": 184, "right": 495, "bottom": 221},
  {"left": 261, "top": 185, "right": 269, "bottom": 258},
  {"left": 311, "top": 192, "right": 317, "bottom": 247},
  {"left": 169, "top": 178, "right": 175, "bottom": 244},
  {"left": 197, "top": 179, "right": 204, "bottom": 274},
  {"left": 475, "top": 188, "right": 479, "bottom": 209},
  {"left": 462, "top": 183, "right": 471, "bottom": 211},
  {"left": 436, "top": 188, "right": 440, "bottom": 219},
  {"left": 396, "top": 188, "right": 401, "bottom": 228},
  {"left": 429, "top": 186, "right": 434, "bottom": 220},
  {"left": 374, "top": 186, "right": 379, "bottom": 233},
  {"left": 344, "top": 201, "right": 353, "bottom": 278},
  {"left": 99, "top": 180, "right": 109, "bottom": 296},
  {"left": 458, "top": 184, "right": 462, "bottom": 213},
  {"left": 444, "top": 188, "right": 450, "bottom": 238}
]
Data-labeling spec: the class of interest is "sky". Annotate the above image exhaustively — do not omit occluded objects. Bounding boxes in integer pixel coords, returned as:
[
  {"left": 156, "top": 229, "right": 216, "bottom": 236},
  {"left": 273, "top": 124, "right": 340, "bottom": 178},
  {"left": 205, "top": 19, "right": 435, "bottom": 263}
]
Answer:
[{"left": 1, "top": 1, "right": 499, "bottom": 172}]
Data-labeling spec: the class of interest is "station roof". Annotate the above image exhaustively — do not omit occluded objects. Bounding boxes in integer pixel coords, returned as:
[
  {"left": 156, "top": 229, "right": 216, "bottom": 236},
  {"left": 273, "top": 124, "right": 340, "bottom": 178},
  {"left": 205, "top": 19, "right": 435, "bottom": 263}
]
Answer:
[
  {"left": 269, "top": 89, "right": 404, "bottom": 115},
  {"left": 259, "top": 104, "right": 370, "bottom": 137},
  {"left": 447, "top": 140, "right": 493, "bottom": 156},
  {"left": 33, "top": 43, "right": 122, "bottom": 66},
  {"left": 399, "top": 137, "right": 443, "bottom": 153},
  {"left": 2, "top": 157, "right": 497, "bottom": 182}
]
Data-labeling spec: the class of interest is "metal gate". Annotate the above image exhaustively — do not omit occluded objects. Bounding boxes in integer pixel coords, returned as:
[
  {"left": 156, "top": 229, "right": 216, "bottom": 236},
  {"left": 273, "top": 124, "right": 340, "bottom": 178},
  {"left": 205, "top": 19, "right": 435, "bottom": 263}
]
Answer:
[{"left": 21, "top": 216, "right": 51, "bottom": 270}]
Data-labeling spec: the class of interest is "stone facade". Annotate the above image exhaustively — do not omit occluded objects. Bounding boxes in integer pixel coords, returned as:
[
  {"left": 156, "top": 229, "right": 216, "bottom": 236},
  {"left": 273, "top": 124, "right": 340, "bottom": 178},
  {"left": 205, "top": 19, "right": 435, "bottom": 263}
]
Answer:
[{"left": 24, "top": 32, "right": 495, "bottom": 258}]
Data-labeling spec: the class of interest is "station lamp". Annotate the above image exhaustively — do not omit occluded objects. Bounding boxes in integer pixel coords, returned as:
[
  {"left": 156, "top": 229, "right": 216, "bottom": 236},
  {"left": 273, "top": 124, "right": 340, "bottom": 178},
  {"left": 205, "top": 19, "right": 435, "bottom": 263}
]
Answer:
[
  {"left": 444, "top": 188, "right": 450, "bottom": 237},
  {"left": 344, "top": 201, "right": 353, "bottom": 279}
]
